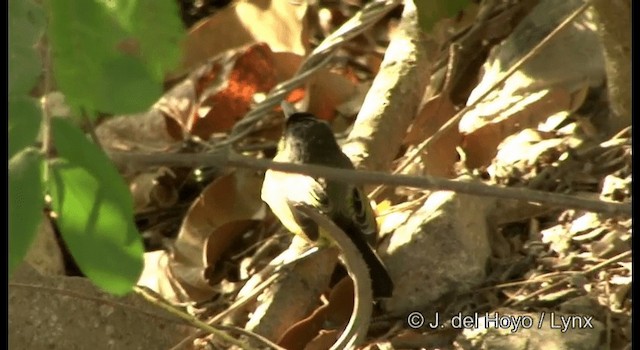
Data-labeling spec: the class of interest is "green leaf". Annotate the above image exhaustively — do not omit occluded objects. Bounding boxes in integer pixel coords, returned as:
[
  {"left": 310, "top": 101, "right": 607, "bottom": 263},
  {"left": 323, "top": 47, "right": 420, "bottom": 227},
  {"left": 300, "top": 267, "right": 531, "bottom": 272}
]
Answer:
[
  {"left": 9, "top": 97, "right": 41, "bottom": 159},
  {"left": 113, "top": 0, "right": 185, "bottom": 79},
  {"left": 48, "top": 0, "right": 123, "bottom": 113},
  {"left": 94, "top": 55, "right": 163, "bottom": 115},
  {"left": 47, "top": 0, "right": 184, "bottom": 115},
  {"left": 9, "top": 148, "right": 45, "bottom": 274},
  {"left": 9, "top": 0, "right": 45, "bottom": 96},
  {"left": 49, "top": 119, "right": 143, "bottom": 295},
  {"left": 415, "top": 0, "right": 471, "bottom": 32}
]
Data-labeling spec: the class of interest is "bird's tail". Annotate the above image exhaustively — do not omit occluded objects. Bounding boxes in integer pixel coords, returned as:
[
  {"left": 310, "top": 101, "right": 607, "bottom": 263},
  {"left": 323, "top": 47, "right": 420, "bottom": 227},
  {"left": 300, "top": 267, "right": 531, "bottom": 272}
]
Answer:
[{"left": 347, "top": 229, "right": 394, "bottom": 298}]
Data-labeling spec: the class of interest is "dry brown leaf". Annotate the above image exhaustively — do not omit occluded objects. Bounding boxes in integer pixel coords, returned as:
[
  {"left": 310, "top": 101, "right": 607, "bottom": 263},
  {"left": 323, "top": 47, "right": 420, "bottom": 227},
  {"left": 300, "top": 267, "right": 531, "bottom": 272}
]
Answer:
[
  {"left": 203, "top": 219, "right": 257, "bottom": 284},
  {"left": 306, "top": 70, "right": 359, "bottom": 121},
  {"left": 277, "top": 276, "right": 355, "bottom": 350},
  {"left": 405, "top": 95, "right": 461, "bottom": 177},
  {"left": 192, "top": 44, "right": 279, "bottom": 136},
  {"left": 179, "top": 0, "right": 309, "bottom": 76},
  {"left": 267, "top": 51, "right": 361, "bottom": 122},
  {"left": 173, "top": 168, "right": 265, "bottom": 267},
  {"left": 95, "top": 109, "right": 182, "bottom": 153},
  {"left": 142, "top": 170, "right": 266, "bottom": 302},
  {"left": 159, "top": 44, "right": 325, "bottom": 140},
  {"left": 304, "top": 330, "right": 341, "bottom": 350},
  {"left": 129, "top": 167, "right": 178, "bottom": 212},
  {"left": 277, "top": 302, "right": 330, "bottom": 350}
]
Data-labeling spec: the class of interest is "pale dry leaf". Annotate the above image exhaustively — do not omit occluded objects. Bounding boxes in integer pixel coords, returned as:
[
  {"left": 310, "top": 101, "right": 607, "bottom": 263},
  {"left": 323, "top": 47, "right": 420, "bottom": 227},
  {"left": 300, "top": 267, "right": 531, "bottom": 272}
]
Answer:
[
  {"left": 609, "top": 274, "right": 631, "bottom": 286},
  {"left": 460, "top": 0, "right": 605, "bottom": 167},
  {"left": 568, "top": 212, "right": 602, "bottom": 236},
  {"left": 95, "top": 109, "right": 182, "bottom": 152},
  {"left": 488, "top": 129, "right": 564, "bottom": 183},
  {"left": 540, "top": 224, "right": 572, "bottom": 255},
  {"left": 589, "top": 228, "right": 630, "bottom": 258},
  {"left": 600, "top": 174, "right": 631, "bottom": 202},
  {"left": 137, "top": 250, "right": 192, "bottom": 302},
  {"left": 180, "top": 0, "right": 309, "bottom": 75}
]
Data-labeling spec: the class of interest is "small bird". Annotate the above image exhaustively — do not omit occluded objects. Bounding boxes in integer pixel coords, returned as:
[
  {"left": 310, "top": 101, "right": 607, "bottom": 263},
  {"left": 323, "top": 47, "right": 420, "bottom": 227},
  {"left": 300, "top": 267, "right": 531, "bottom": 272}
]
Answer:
[{"left": 261, "top": 112, "right": 394, "bottom": 298}]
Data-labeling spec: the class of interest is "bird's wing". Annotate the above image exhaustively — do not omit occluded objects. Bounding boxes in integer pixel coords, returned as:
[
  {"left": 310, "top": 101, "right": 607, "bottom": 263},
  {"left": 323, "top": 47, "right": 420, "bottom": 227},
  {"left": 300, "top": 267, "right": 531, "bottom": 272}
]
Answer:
[{"left": 345, "top": 186, "right": 379, "bottom": 245}]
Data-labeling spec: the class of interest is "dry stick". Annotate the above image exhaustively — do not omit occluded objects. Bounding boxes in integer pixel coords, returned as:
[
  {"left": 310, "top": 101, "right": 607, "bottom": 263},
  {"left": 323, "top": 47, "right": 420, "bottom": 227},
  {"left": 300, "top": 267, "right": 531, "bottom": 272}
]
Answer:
[
  {"left": 369, "top": 1, "right": 593, "bottom": 199},
  {"left": 108, "top": 150, "right": 630, "bottom": 216},
  {"left": 506, "top": 250, "right": 631, "bottom": 306},
  {"left": 40, "top": 41, "right": 53, "bottom": 174},
  {"left": 168, "top": 275, "right": 279, "bottom": 350},
  {"left": 215, "top": 324, "right": 286, "bottom": 350},
  {"left": 343, "top": 0, "right": 427, "bottom": 173},
  {"left": 169, "top": 257, "right": 303, "bottom": 350},
  {"left": 227, "top": 155, "right": 629, "bottom": 216},
  {"left": 294, "top": 204, "right": 373, "bottom": 350},
  {"left": 133, "top": 286, "right": 253, "bottom": 349}
]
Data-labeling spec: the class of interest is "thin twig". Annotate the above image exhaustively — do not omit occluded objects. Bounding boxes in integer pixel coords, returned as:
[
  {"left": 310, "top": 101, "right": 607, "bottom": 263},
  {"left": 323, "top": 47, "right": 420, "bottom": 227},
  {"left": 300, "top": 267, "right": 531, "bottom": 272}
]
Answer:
[
  {"left": 108, "top": 150, "right": 631, "bottom": 216},
  {"left": 170, "top": 269, "right": 283, "bottom": 350},
  {"left": 507, "top": 250, "right": 630, "bottom": 306},
  {"left": 134, "top": 286, "right": 253, "bottom": 349},
  {"left": 216, "top": 324, "right": 286, "bottom": 350},
  {"left": 40, "top": 38, "right": 53, "bottom": 178},
  {"left": 223, "top": 0, "right": 402, "bottom": 145}
]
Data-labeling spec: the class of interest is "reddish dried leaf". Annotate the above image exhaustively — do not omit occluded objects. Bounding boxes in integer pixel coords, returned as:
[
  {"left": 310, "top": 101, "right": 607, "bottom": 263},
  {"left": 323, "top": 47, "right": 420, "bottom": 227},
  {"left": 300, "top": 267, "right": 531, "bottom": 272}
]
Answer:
[
  {"left": 191, "top": 44, "right": 279, "bottom": 136},
  {"left": 278, "top": 304, "right": 329, "bottom": 350},
  {"left": 158, "top": 44, "right": 282, "bottom": 139},
  {"left": 307, "top": 70, "right": 358, "bottom": 121}
]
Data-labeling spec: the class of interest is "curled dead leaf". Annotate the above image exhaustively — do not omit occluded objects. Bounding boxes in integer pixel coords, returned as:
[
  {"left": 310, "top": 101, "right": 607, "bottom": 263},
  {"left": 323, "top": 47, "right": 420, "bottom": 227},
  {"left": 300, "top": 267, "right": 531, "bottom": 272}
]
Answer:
[{"left": 140, "top": 170, "right": 266, "bottom": 302}]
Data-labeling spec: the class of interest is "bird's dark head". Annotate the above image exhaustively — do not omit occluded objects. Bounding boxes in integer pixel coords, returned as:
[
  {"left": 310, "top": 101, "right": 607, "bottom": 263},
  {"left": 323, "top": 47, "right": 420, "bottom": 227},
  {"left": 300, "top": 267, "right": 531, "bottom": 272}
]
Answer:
[
  {"left": 279, "top": 112, "right": 343, "bottom": 162},
  {"left": 284, "top": 113, "right": 336, "bottom": 142},
  {"left": 285, "top": 112, "right": 321, "bottom": 128}
]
